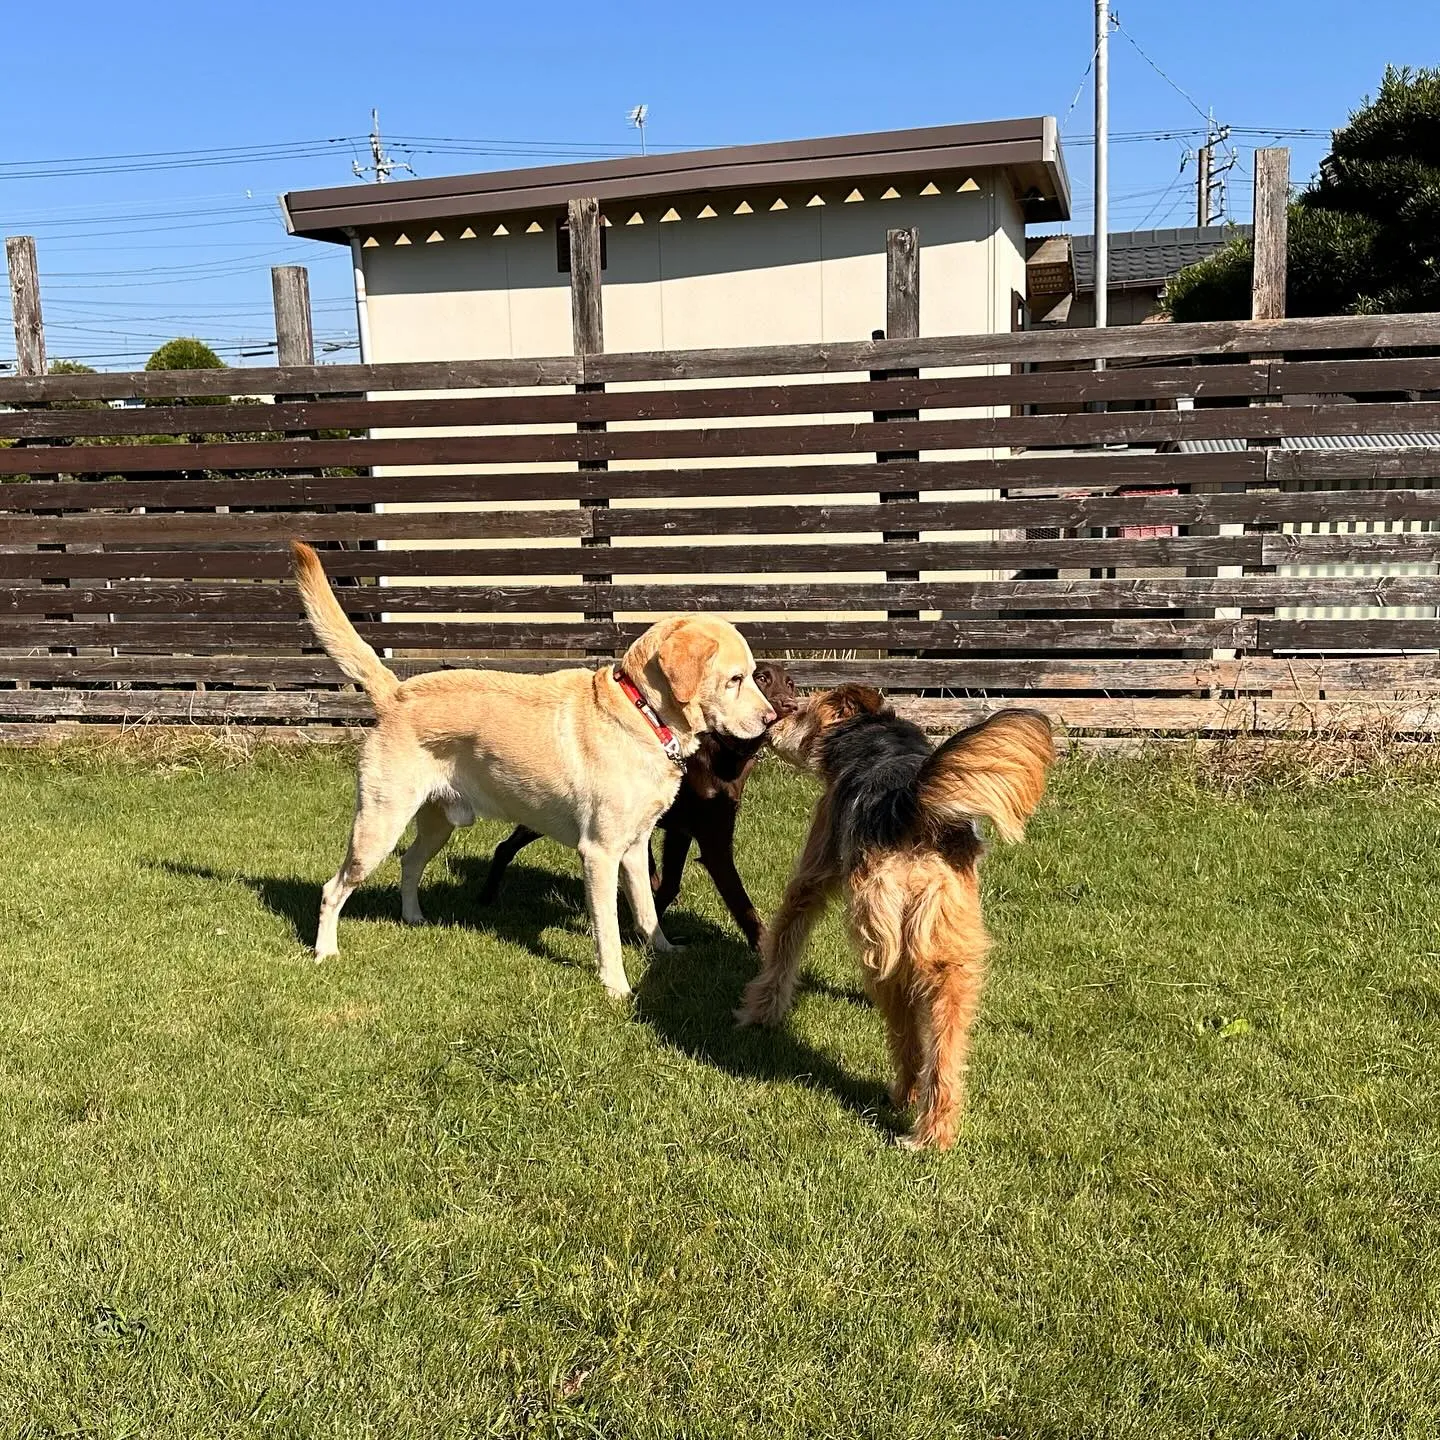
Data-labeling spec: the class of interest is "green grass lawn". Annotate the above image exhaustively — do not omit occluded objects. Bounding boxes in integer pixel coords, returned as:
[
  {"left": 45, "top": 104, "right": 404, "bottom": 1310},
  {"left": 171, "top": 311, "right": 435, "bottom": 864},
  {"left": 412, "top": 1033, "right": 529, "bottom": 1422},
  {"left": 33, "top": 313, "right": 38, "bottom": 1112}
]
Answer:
[{"left": 1, "top": 741, "right": 1437, "bottom": 1438}]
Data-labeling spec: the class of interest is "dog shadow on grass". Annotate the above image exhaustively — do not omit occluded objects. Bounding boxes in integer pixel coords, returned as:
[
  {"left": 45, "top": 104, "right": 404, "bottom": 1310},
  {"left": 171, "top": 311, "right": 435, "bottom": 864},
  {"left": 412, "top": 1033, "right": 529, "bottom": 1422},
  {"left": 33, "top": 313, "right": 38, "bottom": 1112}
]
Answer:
[
  {"left": 152, "top": 851, "right": 894, "bottom": 1133},
  {"left": 152, "top": 852, "right": 600, "bottom": 972},
  {"left": 629, "top": 927, "right": 893, "bottom": 1134}
]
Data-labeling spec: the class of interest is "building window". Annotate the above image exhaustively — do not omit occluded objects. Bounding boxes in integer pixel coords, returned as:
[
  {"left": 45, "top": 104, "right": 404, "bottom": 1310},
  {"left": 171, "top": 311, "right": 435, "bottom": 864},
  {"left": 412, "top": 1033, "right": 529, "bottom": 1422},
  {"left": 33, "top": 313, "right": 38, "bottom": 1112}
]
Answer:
[{"left": 557, "top": 220, "right": 608, "bottom": 274}]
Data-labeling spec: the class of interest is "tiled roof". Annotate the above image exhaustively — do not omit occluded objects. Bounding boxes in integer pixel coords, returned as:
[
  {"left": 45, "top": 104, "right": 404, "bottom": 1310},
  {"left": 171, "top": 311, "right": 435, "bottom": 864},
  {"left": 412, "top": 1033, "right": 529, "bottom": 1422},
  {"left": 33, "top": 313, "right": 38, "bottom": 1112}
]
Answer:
[{"left": 1071, "top": 225, "right": 1250, "bottom": 293}]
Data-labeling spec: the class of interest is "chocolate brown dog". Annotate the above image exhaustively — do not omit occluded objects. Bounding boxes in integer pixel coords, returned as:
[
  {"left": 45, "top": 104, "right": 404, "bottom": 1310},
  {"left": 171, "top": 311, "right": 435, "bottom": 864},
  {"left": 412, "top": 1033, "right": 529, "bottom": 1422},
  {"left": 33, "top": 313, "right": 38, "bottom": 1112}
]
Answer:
[{"left": 478, "top": 662, "right": 798, "bottom": 948}]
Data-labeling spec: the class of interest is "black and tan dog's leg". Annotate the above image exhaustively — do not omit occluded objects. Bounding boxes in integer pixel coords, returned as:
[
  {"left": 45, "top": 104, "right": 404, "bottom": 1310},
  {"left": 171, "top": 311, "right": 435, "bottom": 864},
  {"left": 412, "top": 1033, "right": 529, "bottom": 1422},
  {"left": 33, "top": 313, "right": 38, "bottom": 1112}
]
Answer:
[{"left": 735, "top": 799, "right": 839, "bottom": 1026}]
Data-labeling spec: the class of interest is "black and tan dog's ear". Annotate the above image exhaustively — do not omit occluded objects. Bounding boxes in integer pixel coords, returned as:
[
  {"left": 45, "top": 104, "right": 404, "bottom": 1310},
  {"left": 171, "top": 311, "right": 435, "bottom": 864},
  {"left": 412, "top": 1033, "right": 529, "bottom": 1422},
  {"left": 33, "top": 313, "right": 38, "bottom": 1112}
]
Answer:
[{"left": 822, "top": 683, "right": 886, "bottom": 722}]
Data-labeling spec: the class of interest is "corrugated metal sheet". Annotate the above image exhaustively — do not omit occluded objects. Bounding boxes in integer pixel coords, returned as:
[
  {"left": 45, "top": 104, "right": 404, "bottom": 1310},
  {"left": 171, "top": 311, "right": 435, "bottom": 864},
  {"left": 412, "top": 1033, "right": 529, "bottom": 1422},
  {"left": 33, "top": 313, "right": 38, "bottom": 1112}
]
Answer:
[{"left": 1177, "top": 435, "right": 1440, "bottom": 453}]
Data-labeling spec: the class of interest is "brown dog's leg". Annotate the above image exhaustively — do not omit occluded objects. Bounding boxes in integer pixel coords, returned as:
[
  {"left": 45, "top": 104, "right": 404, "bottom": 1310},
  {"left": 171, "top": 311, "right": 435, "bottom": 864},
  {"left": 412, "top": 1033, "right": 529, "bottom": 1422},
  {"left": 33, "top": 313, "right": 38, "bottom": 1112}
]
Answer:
[
  {"left": 477, "top": 825, "right": 541, "bottom": 905},
  {"left": 653, "top": 826, "right": 692, "bottom": 916},
  {"left": 735, "top": 800, "right": 839, "bottom": 1027},
  {"left": 696, "top": 815, "right": 763, "bottom": 949}
]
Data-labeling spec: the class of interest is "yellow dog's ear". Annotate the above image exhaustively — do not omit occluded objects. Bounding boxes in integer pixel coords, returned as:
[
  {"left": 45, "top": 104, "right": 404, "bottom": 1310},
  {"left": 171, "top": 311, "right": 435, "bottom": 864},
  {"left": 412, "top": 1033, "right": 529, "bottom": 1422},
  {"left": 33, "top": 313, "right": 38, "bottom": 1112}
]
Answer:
[{"left": 656, "top": 625, "right": 720, "bottom": 708}]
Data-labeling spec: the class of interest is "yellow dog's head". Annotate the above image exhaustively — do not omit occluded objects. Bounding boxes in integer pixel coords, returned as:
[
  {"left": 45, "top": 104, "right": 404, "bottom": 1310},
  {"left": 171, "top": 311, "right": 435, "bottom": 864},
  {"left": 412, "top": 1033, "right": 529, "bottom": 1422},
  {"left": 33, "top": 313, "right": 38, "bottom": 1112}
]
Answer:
[{"left": 622, "top": 616, "right": 776, "bottom": 739}]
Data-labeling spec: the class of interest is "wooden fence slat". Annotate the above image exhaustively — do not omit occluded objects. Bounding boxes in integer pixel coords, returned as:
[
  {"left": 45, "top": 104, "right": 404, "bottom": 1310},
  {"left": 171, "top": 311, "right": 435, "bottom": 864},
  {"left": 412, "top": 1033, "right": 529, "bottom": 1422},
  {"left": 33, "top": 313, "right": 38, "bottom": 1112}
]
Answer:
[
  {"left": 0, "top": 535, "right": 1270, "bottom": 580},
  {"left": 10, "top": 402, "right": 1440, "bottom": 476},
  {"left": 4, "top": 690, "right": 1437, "bottom": 736},
  {"left": 0, "top": 356, "right": 581, "bottom": 404},
  {"left": 7, "top": 309, "right": 1440, "bottom": 406},
  {"left": 7, "top": 355, "right": 1440, "bottom": 440},
  {"left": 889, "top": 697, "right": 1440, "bottom": 735},
  {"left": 5, "top": 653, "right": 1440, "bottom": 695},
  {"left": 577, "top": 313, "right": 1440, "bottom": 383},
  {"left": 0, "top": 451, "right": 1271, "bottom": 511},
  {"left": 0, "top": 617, "right": 1260, "bottom": 650},
  {"left": 3, "top": 573, "right": 1438, "bottom": 617}
]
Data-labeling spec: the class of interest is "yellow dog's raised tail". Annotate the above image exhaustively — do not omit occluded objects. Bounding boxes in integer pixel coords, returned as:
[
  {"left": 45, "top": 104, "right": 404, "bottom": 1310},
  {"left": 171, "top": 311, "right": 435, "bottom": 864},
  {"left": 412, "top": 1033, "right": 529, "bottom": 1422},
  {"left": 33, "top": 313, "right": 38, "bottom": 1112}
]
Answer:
[{"left": 290, "top": 541, "right": 400, "bottom": 708}]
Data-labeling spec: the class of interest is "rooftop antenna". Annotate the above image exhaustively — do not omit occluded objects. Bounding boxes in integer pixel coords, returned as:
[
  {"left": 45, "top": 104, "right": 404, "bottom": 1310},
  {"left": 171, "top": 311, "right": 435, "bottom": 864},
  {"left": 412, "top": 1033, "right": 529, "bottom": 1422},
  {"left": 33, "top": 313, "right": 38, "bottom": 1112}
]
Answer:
[
  {"left": 353, "top": 108, "right": 414, "bottom": 183},
  {"left": 627, "top": 103, "right": 650, "bottom": 156}
]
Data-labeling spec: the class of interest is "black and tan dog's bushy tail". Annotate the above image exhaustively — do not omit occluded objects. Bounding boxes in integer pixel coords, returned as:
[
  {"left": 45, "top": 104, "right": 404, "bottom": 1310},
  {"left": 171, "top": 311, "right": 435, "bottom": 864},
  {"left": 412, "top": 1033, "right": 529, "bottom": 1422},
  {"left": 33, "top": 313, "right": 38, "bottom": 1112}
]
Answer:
[
  {"left": 914, "top": 709, "right": 1055, "bottom": 844},
  {"left": 290, "top": 541, "right": 400, "bottom": 708}
]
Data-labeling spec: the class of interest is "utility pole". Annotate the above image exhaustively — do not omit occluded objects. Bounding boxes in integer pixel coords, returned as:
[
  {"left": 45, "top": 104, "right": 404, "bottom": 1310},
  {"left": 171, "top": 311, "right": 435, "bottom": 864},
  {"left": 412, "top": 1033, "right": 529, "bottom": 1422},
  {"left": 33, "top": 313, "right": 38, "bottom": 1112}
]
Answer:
[
  {"left": 1094, "top": 0, "right": 1110, "bottom": 335},
  {"left": 352, "top": 109, "right": 414, "bottom": 184},
  {"left": 1196, "top": 112, "right": 1235, "bottom": 226}
]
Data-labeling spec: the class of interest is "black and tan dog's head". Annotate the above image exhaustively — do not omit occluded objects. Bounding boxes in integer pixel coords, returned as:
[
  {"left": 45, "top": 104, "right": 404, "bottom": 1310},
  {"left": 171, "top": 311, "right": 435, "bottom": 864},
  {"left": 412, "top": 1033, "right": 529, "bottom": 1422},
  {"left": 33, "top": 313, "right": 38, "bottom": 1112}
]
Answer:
[{"left": 766, "top": 682, "right": 888, "bottom": 770}]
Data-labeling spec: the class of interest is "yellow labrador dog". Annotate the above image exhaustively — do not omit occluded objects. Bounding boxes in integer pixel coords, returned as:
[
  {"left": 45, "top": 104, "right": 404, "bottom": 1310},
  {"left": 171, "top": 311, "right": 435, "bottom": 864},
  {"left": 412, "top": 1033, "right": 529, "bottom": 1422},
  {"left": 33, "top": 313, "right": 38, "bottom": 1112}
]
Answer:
[{"left": 291, "top": 542, "right": 776, "bottom": 997}]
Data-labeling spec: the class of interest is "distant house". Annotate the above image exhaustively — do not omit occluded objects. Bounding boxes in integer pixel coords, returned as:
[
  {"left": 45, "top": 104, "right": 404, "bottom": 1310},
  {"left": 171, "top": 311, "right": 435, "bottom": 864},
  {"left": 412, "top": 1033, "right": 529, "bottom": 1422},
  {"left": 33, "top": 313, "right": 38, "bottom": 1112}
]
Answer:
[
  {"left": 1026, "top": 224, "right": 1250, "bottom": 328},
  {"left": 282, "top": 120, "right": 1070, "bottom": 362}
]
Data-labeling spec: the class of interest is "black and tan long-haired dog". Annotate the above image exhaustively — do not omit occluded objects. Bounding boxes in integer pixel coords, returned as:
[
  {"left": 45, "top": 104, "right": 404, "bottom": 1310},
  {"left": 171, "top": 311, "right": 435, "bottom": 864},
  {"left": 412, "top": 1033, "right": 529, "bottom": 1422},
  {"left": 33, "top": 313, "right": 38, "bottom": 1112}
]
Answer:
[{"left": 736, "top": 686, "right": 1055, "bottom": 1150}]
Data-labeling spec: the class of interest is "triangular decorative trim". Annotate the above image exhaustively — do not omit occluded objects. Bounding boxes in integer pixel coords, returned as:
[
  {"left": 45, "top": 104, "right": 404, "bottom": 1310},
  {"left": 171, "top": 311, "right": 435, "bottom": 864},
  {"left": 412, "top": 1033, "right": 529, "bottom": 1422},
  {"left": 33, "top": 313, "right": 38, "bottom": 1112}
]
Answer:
[
  {"left": 394, "top": 233, "right": 412, "bottom": 245},
  {"left": 844, "top": 188, "right": 864, "bottom": 203},
  {"left": 426, "top": 230, "right": 444, "bottom": 243},
  {"left": 525, "top": 221, "right": 544, "bottom": 234},
  {"left": 601, "top": 215, "right": 612, "bottom": 226},
  {"left": 362, "top": 235, "right": 379, "bottom": 248},
  {"left": 881, "top": 186, "right": 901, "bottom": 200},
  {"left": 660, "top": 207, "right": 681, "bottom": 222},
  {"left": 626, "top": 211, "right": 645, "bottom": 225},
  {"left": 733, "top": 200, "right": 753, "bottom": 215},
  {"left": 806, "top": 194, "right": 826, "bottom": 207},
  {"left": 957, "top": 176, "right": 981, "bottom": 193},
  {"left": 492, "top": 223, "right": 509, "bottom": 236},
  {"left": 770, "top": 197, "right": 788, "bottom": 211},
  {"left": 459, "top": 226, "right": 477, "bottom": 239},
  {"left": 697, "top": 203, "right": 717, "bottom": 219},
  {"left": 920, "top": 181, "right": 941, "bottom": 196}
]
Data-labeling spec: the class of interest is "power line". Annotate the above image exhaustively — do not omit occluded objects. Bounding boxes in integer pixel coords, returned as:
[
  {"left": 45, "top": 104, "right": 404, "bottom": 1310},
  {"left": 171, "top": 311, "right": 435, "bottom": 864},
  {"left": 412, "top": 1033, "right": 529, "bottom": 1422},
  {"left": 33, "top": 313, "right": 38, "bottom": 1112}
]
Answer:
[
  {"left": 1058, "top": 33, "right": 1105, "bottom": 135},
  {"left": 1112, "top": 18, "right": 1211, "bottom": 125}
]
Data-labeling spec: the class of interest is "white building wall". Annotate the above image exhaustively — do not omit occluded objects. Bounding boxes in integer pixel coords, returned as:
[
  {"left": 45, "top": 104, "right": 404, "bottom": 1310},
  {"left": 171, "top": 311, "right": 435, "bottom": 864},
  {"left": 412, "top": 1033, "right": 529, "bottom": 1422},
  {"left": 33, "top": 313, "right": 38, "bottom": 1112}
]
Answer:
[{"left": 349, "top": 175, "right": 1029, "bottom": 636}]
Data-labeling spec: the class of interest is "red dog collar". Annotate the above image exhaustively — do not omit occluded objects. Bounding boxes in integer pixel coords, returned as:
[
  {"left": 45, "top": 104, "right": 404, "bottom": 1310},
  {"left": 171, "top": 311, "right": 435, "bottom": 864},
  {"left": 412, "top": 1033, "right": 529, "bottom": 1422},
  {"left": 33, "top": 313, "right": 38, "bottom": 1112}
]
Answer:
[{"left": 613, "top": 667, "right": 686, "bottom": 768}]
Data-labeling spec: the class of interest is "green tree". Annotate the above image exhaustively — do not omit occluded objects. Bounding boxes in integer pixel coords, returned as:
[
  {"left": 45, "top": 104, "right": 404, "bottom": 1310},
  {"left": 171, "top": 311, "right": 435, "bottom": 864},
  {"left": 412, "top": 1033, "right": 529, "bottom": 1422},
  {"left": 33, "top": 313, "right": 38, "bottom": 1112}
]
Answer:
[
  {"left": 144, "top": 336, "right": 229, "bottom": 406},
  {"left": 1164, "top": 66, "right": 1440, "bottom": 321}
]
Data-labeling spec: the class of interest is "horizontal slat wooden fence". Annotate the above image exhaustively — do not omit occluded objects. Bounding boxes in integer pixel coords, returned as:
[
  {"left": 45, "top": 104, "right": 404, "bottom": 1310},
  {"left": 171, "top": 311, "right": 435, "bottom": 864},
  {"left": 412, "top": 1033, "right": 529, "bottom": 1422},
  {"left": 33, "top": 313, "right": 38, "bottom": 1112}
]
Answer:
[{"left": 5, "top": 304, "right": 1440, "bottom": 737}]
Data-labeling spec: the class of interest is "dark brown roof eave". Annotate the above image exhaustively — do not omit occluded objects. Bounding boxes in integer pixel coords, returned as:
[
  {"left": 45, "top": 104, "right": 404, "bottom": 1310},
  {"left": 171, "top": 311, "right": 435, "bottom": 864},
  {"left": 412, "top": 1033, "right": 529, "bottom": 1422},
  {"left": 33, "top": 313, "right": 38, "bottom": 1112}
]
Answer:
[{"left": 283, "top": 117, "right": 1070, "bottom": 243}]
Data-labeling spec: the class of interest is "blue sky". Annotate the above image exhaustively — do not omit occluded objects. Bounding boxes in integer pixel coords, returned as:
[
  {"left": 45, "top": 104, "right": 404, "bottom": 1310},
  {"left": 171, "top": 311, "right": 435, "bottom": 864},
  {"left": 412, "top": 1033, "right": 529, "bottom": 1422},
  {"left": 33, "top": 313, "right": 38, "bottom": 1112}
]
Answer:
[{"left": 1, "top": 0, "right": 1432, "bottom": 369}]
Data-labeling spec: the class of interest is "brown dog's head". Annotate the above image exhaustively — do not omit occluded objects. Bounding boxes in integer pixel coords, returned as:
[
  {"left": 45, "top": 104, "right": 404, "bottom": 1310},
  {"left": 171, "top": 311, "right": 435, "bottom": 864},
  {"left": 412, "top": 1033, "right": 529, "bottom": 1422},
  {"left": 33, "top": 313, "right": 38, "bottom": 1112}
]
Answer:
[
  {"left": 622, "top": 616, "right": 777, "bottom": 740},
  {"left": 752, "top": 662, "right": 798, "bottom": 721},
  {"left": 766, "top": 682, "right": 888, "bottom": 770}
]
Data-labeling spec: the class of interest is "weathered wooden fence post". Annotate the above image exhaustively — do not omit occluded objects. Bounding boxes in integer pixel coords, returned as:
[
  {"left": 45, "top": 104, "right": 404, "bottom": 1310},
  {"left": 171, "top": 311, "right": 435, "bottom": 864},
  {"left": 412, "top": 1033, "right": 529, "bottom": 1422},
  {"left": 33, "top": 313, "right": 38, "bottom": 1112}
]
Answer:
[
  {"left": 1251, "top": 149, "right": 1289, "bottom": 324},
  {"left": 6, "top": 237, "right": 45, "bottom": 377},
  {"left": 5, "top": 236, "right": 79, "bottom": 668},
  {"left": 876, "top": 227, "right": 920, "bottom": 666},
  {"left": 1239, "top": 148, "right": 1290, "bottom": 663},
  {"left": 568, "top": 197, "right": 611, "bottom": 661},
  {"left": 3, "top": 238, "right": 48, "bottom": 684},
  {"left": 271, "top": 265, "right": 315, "bottom": 367}
]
